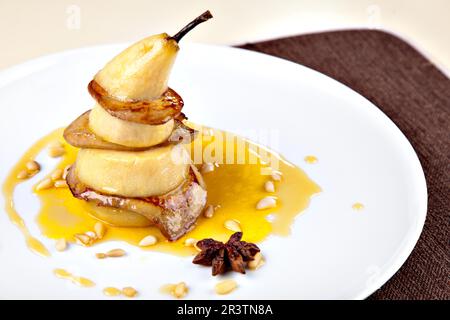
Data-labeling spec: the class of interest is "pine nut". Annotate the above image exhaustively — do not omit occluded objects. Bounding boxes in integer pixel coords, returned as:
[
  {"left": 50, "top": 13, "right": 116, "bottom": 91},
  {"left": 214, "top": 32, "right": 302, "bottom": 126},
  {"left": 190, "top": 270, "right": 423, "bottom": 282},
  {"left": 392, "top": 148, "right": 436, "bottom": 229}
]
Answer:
[
  {"left": 224, "top": 219, "right": 241, "bottom": 232},
  {"left": 74, "top": 233, "right": 93, "bottom": 246},
  {"left": 122, "top": 287, "right": 138, "bottom": 298},
  {"left": 194, "top": 242, "right": 202, "bottom": 252},
  {"left": 201, "top": 162, "right": 214, "bottom": 174},
  {"left": 17, "top": 170, "right": 29, "bottom": 179},
  {"left": 271, "top": 171, "right": 282, "bottom": 181},
  {"left": 50, "top": 168, "right": 63, "bottom": 181},
  {"left": 184, "top": 238, "right": 197, "bottom": 247},
  {"left": 139, "top": 235, "right": 157, "bottom": 247},
  {"left": 160, "top": 284, "right": 176, "bottom": 295},
  {"left": 106, "top": 248, "right": 126, "bottom": 257},
  {"left": 203, "top": 205, "right": 214, "bottom": 218},
  {"left": 264, "top": 180, "right": 275, "bottom": 192},
  {"left": 62, "top": 165, "right": 71, "bottom": 180},
  {"left": 48, "top": 145, "right": 65, "bottom": 158},
  {"left": 36, "top": 178, "right": 53, "bottom": 191},
  {"left": 248, "top": 252, "right": 264, "bottom": 270},
  {"left": 256, "top": 197, "right": 277, "bottom": 210},
  {"left": 54, "top": 179, "right": 68, "bottom": 188},
  {"left": 103, "top": 287, "right": 121, "bottom": 296},
  {"left": 26, "top": 160, "right": 40, "bottom": 172},
  {"left": 190, "top": 164, "right": 206, "bottom": 190},
  {"left": 215, "top": 279, "right": 237, "bottom": 295},
  {"left": 173, "top": 282, "right": 188, "bottom": 298},
  {"left": 55, "top": 239, "right": 67, "bottom": 252},
  {"left": 94, "top": 222, "right": 106, "bottom": 239},
  {"left": 96, "top": 253, "right": 107, "bottom": 259}
]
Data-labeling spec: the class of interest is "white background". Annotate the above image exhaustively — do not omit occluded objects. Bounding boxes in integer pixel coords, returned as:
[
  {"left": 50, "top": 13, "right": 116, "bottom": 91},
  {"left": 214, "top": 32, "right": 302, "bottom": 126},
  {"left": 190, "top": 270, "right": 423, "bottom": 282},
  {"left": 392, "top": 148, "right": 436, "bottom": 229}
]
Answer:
[{"left": 0, "top": 0, "right": 449, "bottom": 71}]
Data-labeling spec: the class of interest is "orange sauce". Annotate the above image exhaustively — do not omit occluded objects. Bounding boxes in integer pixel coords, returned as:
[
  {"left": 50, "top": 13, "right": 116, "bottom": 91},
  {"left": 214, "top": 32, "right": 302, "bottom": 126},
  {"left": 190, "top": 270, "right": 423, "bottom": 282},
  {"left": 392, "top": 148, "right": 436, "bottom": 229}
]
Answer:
[
  {"left": 304, "top": 155, "right": 318, "bottom": 164},
  {"left": 1, "top": 129, "right": 63, "bottom": 257},
  {"left": 352, "top": 202, "right": 365, "bottom": 211},
  {"left": 159, "top": 283, "right": 177, "bottom": 296},
  {"left": 53, "top": 268, "right": 95, "bottom": 287},
  {"left": 3, "top": 126, "right": 320, "bottom": 257}
]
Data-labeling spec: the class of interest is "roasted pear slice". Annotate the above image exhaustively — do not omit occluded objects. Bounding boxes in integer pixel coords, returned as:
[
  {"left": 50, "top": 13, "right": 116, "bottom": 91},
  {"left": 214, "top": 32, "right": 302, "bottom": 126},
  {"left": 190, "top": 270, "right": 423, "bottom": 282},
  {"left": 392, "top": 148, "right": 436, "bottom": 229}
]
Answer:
[
  {"left": 89, "top": 11, "right": 212, "bottom": 125},
  {"left": 88, "top": 81, "right": 184, "bottom": 125},
  {"left": 67, "top": 165, "right": 207, "bottom": 241},
  {"left": 89, "top": 103, "right": 175, "bottom": 148},
  {"left": 63, "top": 110, "right": 196, "bottom": 151}
]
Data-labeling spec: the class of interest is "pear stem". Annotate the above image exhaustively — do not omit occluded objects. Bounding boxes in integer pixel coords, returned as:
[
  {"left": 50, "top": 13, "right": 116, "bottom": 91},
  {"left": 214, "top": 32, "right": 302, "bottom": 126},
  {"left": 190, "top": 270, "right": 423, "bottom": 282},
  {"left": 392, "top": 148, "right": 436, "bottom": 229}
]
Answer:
[{"left": 171, "top": 10, "right": 213, "bottom": 42}]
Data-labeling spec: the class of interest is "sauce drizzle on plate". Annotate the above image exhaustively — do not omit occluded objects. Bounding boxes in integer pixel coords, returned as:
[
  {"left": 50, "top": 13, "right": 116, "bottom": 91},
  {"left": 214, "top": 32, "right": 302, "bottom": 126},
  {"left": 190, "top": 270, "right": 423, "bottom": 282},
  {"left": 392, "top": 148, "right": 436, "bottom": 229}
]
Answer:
[{"left": 3, "top": 126, "right": 320, "bottom": 257}]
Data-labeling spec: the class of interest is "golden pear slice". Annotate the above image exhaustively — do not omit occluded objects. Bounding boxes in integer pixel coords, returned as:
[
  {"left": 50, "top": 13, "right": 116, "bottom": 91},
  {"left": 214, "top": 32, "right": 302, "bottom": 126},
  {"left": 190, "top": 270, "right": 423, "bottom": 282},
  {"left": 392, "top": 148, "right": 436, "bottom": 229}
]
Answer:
[
  {"left": 75, "top": 144, "right": 190, "bottom": 198},
  {"left": 63, "top": 110, "right": 197, "bottom": 151},
  {"left": 89, "top": 103, "right": 174, "bottom": 147},
  {"left": 94, "top": 33, "right": 178, "bottom": 101}
]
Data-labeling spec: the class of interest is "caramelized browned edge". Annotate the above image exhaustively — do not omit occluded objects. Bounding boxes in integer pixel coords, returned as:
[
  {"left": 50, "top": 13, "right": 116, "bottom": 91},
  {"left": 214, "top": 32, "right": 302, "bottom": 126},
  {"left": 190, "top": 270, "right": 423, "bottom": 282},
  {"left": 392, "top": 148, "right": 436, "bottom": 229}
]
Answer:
[
  {"left": 88, "top": 80, "right": 184, "bottom": 125},
  {"left": 66, "top": 165, "right": 205, "bottom": 240},
  {"left": 63, "top": 110, "right": 197, "bottom": 151}
]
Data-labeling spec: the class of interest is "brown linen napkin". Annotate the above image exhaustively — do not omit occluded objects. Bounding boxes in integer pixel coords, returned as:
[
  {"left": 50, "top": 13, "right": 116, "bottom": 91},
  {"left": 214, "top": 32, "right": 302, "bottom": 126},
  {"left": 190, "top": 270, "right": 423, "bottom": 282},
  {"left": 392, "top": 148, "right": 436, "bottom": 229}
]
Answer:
[{"left": 239, "top": 30, "right": 450, "bottom": 300}]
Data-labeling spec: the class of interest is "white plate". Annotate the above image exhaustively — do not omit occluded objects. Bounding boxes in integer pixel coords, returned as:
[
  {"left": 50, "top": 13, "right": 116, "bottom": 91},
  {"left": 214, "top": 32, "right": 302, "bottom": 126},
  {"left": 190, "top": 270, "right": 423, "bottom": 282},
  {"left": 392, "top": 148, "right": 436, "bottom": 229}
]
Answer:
[{"left": 0, "top": 43, "right": 427, "bottom": 300}]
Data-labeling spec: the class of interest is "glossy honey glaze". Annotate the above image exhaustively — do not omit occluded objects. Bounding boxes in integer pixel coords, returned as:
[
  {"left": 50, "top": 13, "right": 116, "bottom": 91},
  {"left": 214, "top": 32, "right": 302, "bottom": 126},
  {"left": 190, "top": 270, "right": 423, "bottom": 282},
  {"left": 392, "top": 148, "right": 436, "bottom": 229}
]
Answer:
[
  {"left": 53, "top": 268, "right": 95, "bottom": 287},
  {"left": 1, "top": 130, "right": 61, "bottom": 257},
  {"left": 3, "top": 126, "right": 320, "bottom": 257},
  {"left": 304, "top": 155, "right": 318, "bottom": 164}
]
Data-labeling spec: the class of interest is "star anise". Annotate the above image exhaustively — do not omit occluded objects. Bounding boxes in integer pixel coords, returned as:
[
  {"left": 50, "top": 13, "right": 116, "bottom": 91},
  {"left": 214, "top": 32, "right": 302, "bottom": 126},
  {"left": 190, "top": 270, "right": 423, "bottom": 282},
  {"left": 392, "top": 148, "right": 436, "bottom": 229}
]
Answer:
[{"left": 192, "top": 232, "right": 260, "bottom": 276}]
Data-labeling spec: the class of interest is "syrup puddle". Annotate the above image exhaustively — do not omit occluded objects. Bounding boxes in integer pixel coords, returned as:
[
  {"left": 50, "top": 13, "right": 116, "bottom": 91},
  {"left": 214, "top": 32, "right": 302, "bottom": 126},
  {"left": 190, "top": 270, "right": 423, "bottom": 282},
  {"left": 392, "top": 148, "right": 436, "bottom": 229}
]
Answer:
[{"left": 3, "top": 126, "right": 320, "bottom": 257}]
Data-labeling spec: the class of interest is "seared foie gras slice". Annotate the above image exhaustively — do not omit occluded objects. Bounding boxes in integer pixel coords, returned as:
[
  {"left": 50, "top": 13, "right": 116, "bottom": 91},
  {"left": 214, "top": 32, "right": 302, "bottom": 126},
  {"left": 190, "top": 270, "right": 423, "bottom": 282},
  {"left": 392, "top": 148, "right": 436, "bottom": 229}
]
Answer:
[
  {"left": 63, "top": 110, "right": 196, "bottom": 151},
  {"left": 66, "top": 166, "right": 207, "bottom": 241}
]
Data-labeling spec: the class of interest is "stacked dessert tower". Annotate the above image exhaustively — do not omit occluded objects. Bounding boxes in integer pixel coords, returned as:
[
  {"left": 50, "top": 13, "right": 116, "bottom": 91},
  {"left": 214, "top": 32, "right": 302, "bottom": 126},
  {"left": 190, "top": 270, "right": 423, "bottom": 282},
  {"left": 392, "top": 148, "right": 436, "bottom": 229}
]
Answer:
[{"left": 64, "top": 12, "right": 212, "bottom": 240}]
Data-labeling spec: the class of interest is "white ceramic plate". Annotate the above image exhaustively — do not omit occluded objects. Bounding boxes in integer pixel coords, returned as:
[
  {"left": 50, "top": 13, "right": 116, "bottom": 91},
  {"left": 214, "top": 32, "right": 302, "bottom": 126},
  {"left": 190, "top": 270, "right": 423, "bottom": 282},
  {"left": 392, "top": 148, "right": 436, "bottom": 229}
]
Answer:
[{"left": 0, "top": 43, "right": 427, "bottom": 300}]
